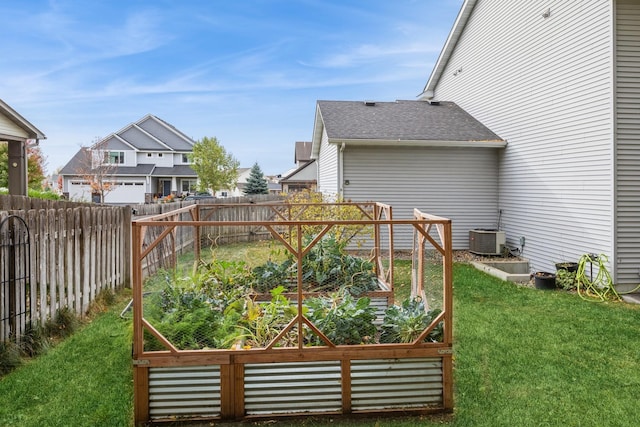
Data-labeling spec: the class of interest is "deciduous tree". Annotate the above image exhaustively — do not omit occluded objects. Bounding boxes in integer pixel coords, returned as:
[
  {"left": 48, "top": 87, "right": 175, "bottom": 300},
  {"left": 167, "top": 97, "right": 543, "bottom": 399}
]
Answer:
[
  {"left": 73, "top": 138, "right": 118, "bottom": 203},
  {"left": 0, "top": 141, "right": 47, "bottom": 190},
  {"left": 190, "top": 136, "right": 239, "bottom": 194}
]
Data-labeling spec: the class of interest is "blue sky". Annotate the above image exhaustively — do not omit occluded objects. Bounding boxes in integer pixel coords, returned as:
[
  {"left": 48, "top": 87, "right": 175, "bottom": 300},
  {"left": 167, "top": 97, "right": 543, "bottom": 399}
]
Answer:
[{"left": 1, "top": 0, "right": 463, "bottom": 176}]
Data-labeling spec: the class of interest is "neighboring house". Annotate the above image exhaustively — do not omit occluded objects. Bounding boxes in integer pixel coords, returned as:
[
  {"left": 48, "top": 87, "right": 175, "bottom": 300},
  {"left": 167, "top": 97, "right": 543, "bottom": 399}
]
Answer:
[
  {"left": 59, "top": 114, "right": 197, "bottom": 204},
  {"left": 311, "top": 100, "right": 504, "bottom": 248},
  {"left": 280, "top": 141, "right": 317, "bottom": 192},
  {"left": 0, "top": 99, "right": 46, "bottom": 195},
  {"left": 419, "top": 0, "right": 640, "bottom": 289},
  {"left": 219, "top": 168, "right": 281, "bottom": 197},
  {"left": 217, "top": 167, "right": 250, "bottom": 198}
]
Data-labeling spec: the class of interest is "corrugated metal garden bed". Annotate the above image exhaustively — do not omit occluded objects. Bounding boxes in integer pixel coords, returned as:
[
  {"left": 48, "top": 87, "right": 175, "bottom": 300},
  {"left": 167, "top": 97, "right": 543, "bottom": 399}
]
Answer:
[{"left": 131, "top": 202, "right": 453, "bottom": 424}]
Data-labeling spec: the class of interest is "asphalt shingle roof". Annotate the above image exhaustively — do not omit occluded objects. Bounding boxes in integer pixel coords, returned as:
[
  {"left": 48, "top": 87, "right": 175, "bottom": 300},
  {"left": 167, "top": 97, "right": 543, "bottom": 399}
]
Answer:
[
  {"left": 151, "top": 165, "right": 197, "bottom": 177},
  {"left": 317, "top": 100, "right": 503, "bottom": 142}
]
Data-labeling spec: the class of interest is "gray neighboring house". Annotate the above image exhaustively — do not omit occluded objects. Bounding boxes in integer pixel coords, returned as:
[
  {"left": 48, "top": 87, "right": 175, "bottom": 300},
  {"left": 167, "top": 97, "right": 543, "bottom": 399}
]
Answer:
[
  {"left": 280, "top": 141, "right": 317, "bottom": 192},
  {"left": 59, "top": 114, "right": 197, "bottom": 204},
  {"left": 0, "top": 99, "right": 46, "bottom": 195},
  {"left": 420, "top": 0, "right": 640, "bottom": 289},
  {"left": 311, "top": 100, "right": 504, "bottom": 248}
]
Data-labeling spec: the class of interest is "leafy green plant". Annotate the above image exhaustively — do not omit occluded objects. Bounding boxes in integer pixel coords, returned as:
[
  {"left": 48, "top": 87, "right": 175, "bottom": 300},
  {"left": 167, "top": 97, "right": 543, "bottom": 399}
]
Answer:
[
  {"left": 380, "top": 297, "right": 443, "bottom": 343},
  {"left": 249, "top": 234, "right": 379, "bottom": 295},
  {"left": 252, "top": 258, "right": 295, "bottom": 293},
  {"left": 146, "top": 284, "right": 242, "bottom": 350},
  {"left": 306, "top": 291, "right": 377, "bottom": 345},
  {"left": 197, "top": 259, "right": 253, "bottom": 296},
  {"left": 556, "top": 268, "right": 577, "bottom": 291},
  {"left": 236, "top": 286, "right": 298, "bottom": 348}
]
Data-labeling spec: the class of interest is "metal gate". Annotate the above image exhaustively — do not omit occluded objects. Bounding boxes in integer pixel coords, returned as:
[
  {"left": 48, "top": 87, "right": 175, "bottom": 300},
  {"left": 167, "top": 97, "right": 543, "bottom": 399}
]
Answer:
[{"left": 0, "top": 215, "right": 31, "bottom": 343}]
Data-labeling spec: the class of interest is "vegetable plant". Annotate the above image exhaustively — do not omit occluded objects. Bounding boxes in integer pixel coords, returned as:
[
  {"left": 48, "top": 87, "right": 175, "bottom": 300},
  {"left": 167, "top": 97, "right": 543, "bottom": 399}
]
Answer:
[
  {"left": 305, "top": 290, "right": 377, "bottom": 345},
  {"left": 380, "top": 297, "right": 443, "bottom": 343},
  {"left": 234, "top": 286, "right": 298, "bottom": 348}
]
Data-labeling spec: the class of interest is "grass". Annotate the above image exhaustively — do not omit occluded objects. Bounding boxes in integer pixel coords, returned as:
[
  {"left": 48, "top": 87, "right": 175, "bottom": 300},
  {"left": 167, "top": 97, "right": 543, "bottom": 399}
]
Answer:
[
  {"left": 1, "top": 263, "right": 639, "bottom": 426},
  {"left": 0, "top": 290, "right": 134, "bottom": 427}
]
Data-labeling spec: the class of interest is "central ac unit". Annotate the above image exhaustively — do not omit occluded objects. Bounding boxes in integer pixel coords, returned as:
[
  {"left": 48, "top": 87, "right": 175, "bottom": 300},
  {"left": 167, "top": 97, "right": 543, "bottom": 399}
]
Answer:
[{"left": 469, "top": 229, "right": 506, "bottom": 255}]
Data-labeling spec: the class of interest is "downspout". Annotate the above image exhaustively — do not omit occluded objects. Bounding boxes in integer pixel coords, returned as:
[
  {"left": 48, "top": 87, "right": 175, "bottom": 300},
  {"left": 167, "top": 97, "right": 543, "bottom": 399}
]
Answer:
[{"left": 338, "top": 142, "right": 345, "bottom": 198}]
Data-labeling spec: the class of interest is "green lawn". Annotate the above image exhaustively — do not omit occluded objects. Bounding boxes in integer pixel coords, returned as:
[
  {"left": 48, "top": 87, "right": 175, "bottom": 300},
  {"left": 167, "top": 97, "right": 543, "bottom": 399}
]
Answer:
[{"left": 1, "top": 264, "right": 639, "bottom": 426}]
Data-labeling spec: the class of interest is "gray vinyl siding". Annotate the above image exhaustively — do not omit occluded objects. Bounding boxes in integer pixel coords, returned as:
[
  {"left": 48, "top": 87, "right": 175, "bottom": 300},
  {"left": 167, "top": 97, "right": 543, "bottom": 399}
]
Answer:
[
  {"left": 317, "top": 129, "right": 339, "bottom": 195},
  {"left": 343, "top": 145, "right": 499, "bottom": 249},
  {"left": 615, "top": 0, "right": 640, "bottom": 287},
  {"left": 433, "top": 1, "right": 614, "bottom": 273},
  {"left": 137, "top": 118, "right": 194, "bottom": 151}
]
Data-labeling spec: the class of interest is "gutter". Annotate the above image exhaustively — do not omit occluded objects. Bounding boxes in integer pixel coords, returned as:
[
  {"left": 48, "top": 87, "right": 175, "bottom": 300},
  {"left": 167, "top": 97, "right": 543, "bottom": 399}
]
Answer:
[{"left": 329, "top": 138, "right": 507, "bottom": 149}]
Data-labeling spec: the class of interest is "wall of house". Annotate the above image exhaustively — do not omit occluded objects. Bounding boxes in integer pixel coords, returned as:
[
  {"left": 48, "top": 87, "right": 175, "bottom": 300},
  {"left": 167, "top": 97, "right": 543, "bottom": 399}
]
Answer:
[
  {"left": 0, "top": 114, "right": 28, "bottom": 138},
  {"left": 343, "top": 145, "right": 499, "bottom": 249},
  {"left": 614, "top": 0, "right": 640, "bottom": 288},
  {"left": 104, "top": 137, "right": 137, "bottom": 167},
  {"left": 432, "top": 1, "right": 614, "bottom": 274},
  {"left": 317, "top": 128, "right": 339, "bottom": 195}
]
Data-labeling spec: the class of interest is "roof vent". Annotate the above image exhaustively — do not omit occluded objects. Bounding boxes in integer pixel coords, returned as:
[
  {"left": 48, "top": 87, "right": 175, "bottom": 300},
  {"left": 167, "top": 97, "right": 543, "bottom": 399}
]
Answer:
[
  {"left": 428, "top": 100, "right": 440, "bottom": 105},
  {"left": 364, "top": 100, "right": 376, "bottom": 106}
]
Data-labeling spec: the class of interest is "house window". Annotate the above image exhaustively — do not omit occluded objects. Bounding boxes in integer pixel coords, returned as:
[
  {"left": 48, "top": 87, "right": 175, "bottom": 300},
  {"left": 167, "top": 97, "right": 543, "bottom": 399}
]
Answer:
[
  {"left": 158, "top": 153, "right": 163, "bottom": 158},
  {"left": 182, "top": 153, "right": 191, "bottom": 163},
  {"left": 106, "top": 151, "right": 124, "bottom": 164},
  {"left": 181, "top": 179, "right": 197, "bottom": 193},
  {"left": 147, "top": 153, "right": 152, "bottom": 157}
]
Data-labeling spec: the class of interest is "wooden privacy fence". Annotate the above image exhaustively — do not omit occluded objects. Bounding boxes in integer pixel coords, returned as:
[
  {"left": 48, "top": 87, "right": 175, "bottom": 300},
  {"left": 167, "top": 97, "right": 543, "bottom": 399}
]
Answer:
[
  {"left": 131, "top": 202, "right": 453, "bottom": 424},
  {"left": 0, "top": 195, "right": 131, "bottom": 342}
]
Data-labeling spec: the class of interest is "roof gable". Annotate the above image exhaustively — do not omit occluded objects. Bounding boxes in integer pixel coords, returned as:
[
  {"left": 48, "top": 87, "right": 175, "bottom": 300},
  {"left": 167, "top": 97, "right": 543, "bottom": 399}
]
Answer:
[
  {"left": 0, "top": 98, "right": 46, "bottom": 141},
  {"left": 136, "top": 115, "right": 194, "bottom": 151},
  {"left": 93, "top": 114, "right": 195, "bottom": 153}
]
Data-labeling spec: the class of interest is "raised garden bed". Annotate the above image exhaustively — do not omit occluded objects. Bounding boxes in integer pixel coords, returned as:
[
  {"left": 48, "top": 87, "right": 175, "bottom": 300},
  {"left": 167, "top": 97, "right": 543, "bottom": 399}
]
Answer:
[{"left": 131, "top": 202, "right": 453, "bottom": 424}]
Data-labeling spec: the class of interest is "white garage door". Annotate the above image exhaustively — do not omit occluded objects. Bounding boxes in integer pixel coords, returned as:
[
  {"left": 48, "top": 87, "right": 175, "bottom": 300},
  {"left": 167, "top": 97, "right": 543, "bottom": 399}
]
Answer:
[{"left": 105, "top": 182, "right": 146, "bottom": 204}]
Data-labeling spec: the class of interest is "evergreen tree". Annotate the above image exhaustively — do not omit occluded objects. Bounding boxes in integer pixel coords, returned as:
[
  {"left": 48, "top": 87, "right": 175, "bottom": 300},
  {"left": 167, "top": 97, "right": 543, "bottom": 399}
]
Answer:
[{"left": 244, "top": 162, "right": 269, "bottom": 195}]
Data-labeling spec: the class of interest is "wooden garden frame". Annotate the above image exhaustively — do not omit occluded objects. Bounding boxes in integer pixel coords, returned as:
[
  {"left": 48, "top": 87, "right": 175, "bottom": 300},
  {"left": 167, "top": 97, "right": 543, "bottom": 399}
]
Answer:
[{"left": 131, "top": 202, "right": 453, "bottom": 425}]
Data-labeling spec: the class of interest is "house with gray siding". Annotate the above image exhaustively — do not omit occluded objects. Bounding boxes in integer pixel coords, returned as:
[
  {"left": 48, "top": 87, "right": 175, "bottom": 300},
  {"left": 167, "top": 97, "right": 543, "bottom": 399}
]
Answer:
[
  {"left": 419, "top": 0, "right": 640, "bottom": 289},
  {"left": 59, "top": 114, "right": 197, "bottom": 204},
  {"left": 311, "top": 100, "right": 504, "bottom": 248},
  {"left": 312, "top": 1, "right": 640, "bottom": 290}
]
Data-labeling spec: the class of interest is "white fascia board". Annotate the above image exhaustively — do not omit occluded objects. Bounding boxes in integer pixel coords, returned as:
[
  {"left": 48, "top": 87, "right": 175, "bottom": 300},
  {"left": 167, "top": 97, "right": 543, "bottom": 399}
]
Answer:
[
  {"left": 328, "top": 138, "right": 507, "bottom": 148},
  {"left": 310, "top": 105, "right": 324, "bottom": 159}
]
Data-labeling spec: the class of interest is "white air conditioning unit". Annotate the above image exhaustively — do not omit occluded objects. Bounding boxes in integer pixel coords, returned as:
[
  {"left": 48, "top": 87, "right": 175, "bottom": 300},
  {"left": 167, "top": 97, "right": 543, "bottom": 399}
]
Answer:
[{"left": 469, "top": 229, "right": 506, "bottom": 255}]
